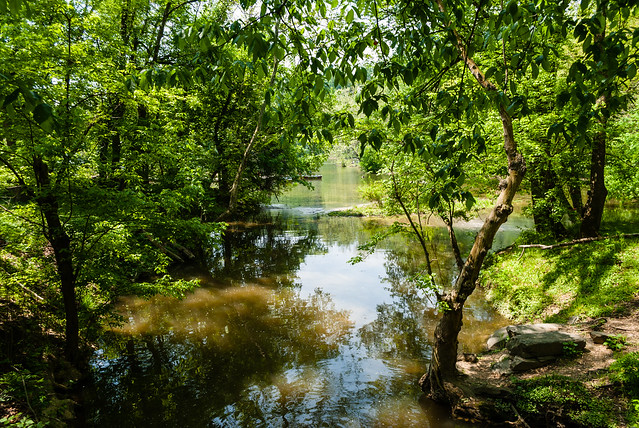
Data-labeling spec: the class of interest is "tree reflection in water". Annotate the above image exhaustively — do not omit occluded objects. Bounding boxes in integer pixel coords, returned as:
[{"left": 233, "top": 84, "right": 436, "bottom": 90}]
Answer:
[
  {"left": 87, "top": 286, "right": 353, "bottom": 427},
  {"left": 209, "top": 212, "right": 327, "bottom": 286},
  {"left": 86, "top": 192, "right": 502, "bottom": 426}
]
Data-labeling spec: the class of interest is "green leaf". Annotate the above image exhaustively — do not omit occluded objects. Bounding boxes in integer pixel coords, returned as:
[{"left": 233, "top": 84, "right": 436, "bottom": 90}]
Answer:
[
  {"left": 465, "top": 193, "right": 475, "bottom": 211},
  {"left": 321, "top": 129, "right": 334, "bottom": 144},
  {"left": 577, "top": 114, "right": 589, "bottom": 134},
  {"left": 361, "top": 99, "right": 378, "bottom": 117},
  {"left": 485, "top": 67, "right": 497, "bottom": 81},
  {"left": 380, "top": 41, "right": 390, "bottom": 56},
  {"left": 2, "top": 88, "right": 20, "bottom": 107},
  {"left": 428, "top": 193, "right": 440, "bottom": 209},
  {"left": 430, "top": 125, "right": 438, "bottom": 142},
  {"left": 7, "top": 0, "right": 19, "bottom": 14},
  {"left": 358, "top": 132, "right": 368, "bottom": 146},
  {"left": 347, "top": 113, "right": 355, "bottom": 128},
  {"left": 531, "top": 61, "right": 539, "bottom": 79},
  {"left": 33, "top": 103, "right": 54, "bottom": 133},
  {"left": 583, "top": 33, "right": 592, "bottom": 52},
  {"left": 403, "top": 68, "right": 414, "bottom": 85},
  {"left": 556, "top": 91, "right": 570, "bottom": 108},
  {"left": 346, "top": 9, "right": 354, "bottom": 23},
  {"left": 392, "top": 118, "right": 401, "bottom": 134}
]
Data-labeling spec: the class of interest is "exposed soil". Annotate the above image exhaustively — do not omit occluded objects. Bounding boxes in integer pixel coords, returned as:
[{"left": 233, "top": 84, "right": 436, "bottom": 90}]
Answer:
[{"left": 453, "top": 298, "right": 639, "bottom": 426}]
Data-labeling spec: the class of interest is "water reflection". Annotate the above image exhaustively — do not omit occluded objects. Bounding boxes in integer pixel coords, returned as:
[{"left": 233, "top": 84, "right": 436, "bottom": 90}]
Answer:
[
  {"left": 86, "top": 165, "right": 522, "bottom": 427},
  {"left": 208, "top": 217, "right": 326, "bottom": 286},
  {"left": 87, "top": 287, "right": 353, "bottom": 427}
]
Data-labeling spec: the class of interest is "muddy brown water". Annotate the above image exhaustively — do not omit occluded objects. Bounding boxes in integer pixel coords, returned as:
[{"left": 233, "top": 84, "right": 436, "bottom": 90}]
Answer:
[{"left": 83, "top": 164, "right": 533, "bottom": 427}]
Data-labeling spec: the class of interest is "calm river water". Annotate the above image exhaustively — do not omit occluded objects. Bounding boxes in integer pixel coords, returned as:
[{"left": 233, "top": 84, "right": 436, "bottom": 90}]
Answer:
[{"left": 84, "top": 164, "right": 533, "bottom": 427}]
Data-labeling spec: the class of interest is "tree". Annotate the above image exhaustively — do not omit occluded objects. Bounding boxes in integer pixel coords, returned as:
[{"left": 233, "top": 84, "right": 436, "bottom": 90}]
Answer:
[
  {"left": 0, "top": 0, "right": 217, "bottom": 361},
  {"left": 357, "top": 0, "right": 639, "bottom": 405},
  {"left": 0, "top": 0, "right": 336, "bottom": 364},
  {"left": 561, "top": 0, "right": 639, "bottom": 237}
]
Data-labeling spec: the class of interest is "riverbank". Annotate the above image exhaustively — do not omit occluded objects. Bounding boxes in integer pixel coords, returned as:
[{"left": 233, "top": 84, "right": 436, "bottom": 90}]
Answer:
[{"left": 474, "top": 236, "right": 639, "bottom": 426}]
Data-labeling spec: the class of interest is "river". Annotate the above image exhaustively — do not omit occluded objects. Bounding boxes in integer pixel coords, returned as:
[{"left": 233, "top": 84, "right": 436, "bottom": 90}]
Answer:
[{"left": 83, "top": 164, "right": 533, "bottom": 427}]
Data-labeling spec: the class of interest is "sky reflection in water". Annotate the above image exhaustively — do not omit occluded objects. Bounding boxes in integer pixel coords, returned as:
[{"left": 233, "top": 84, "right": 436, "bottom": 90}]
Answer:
[{"left": 86, "top": 164, "right": 532, "bottom": 427}]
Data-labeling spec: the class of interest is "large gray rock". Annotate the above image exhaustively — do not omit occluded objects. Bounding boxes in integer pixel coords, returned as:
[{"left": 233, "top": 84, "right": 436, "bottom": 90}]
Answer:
[
  {"left": 506, "top": 331, "right": 586, "bottom": 358},
  {"left": 493, "top": 355, "right": 558, "bottom": 375},
  {"left": 486, "top": 323, "right": 563, "bottom": 351},
  {"left": 510, "top": 356, "right": 557, "bottom": 372}
]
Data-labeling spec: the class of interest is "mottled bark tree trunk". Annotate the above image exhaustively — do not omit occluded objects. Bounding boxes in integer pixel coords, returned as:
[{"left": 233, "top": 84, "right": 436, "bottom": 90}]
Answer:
[
  {"left": 423, "top": 87, "right": 526, "bottom": 404},
  {"left": 424, "top": 1, "right": 527, "bottom": 402}
]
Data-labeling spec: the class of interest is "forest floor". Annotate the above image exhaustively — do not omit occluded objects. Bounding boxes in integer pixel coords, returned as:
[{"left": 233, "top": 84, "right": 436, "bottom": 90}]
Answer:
[
  {"left": 458, "top": 297, "right": 639, "bottom": 386},
  {"left": 447, "top": 301, "right": 639, "bottom": 427},
  {"left": 467, "top": 236, "right": 639, "bottom": 427}
]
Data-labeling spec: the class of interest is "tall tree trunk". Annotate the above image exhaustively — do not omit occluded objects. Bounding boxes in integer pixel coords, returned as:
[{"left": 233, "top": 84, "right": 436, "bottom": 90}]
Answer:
[
  {"left": 529, "top": 156, "right": 568, "bottom": 238},
  {"left": 580, "top": 15, "right": 610, "bottom": 238},
  {"left": 33, "top": 156, "right": 79, "bottom": 362},
  {"left": 580, "top": 128, "right": 608, "bottom": 237}
]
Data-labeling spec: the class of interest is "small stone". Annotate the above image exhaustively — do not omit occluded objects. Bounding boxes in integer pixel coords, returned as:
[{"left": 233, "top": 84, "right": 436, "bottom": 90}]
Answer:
[
  {"left": 567, "top": 316, "right": 580, "bottom": 325},
  {"left": 492, "top": 357, "right": 512, "bottom": 376},
  {"left": 590, "top": 331, "right": 614, "bottom": 344},
  {"left": 462, "top": 353, "right": 479, "bottom": 363}
]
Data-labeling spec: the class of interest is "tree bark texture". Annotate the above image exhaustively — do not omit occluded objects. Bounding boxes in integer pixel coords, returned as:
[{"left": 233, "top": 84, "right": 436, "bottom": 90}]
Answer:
[
  {"left": 529, "top": 156, "right": 568, "bottom": 238},
  {"left": 426, "top": 1, "right": 527, "bottom": 403},
  {"left": 580, "top": 128, "right": 608, "bottom": 237},
  {"left": 33, "top": 156, "right": 79, "bottom": 362},
  {"left": 426, "top": 104, "right": 526, "bottom": 402}
]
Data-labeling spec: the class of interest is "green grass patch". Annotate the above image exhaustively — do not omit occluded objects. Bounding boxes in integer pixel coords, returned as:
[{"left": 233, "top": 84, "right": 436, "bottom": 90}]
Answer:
[
  {"left": 513, "top": 375, "right": 615, "bottom": 427},
  {"left": 481, "top": 239, "right": 639, "bottom": 323},
  {"left": 327, "top": 208, "right": 365, "bottom": 217}
]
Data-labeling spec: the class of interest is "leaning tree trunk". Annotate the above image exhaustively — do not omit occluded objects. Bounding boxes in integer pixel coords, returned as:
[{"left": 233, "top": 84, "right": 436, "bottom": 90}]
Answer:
[
  {"left": 424, "top": 104, "right": 526, "bottom": 402},
  {"left": 424, "top": 0, "right": 528, "bottom": 402},
  {"left": 33, "top": 156, "right": 79, "bottom": 362}
]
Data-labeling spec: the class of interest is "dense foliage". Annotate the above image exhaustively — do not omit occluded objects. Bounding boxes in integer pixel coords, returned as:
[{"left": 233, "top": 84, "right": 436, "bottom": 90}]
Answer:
[{"left": 1, "top": 0, "right": 638, "bottom": 423}]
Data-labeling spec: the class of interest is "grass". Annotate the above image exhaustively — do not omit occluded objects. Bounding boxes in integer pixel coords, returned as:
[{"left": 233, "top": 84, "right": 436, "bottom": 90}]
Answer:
[
  {"left": 481, "top": 238, "right": 639, "bottom": 323},
  {"left": 512, "top": 375, "right": 615, "bottom": 428}
]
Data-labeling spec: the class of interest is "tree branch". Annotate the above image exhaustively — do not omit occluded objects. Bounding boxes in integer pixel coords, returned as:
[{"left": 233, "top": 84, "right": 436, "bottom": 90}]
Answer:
[{"left": 519, "top": 233, "right": 639, "bottom": 250}]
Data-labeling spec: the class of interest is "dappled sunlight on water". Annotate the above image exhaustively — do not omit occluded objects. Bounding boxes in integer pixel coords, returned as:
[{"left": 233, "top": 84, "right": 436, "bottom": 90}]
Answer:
[{"left": 86, "top": 164, "right": 520, "bottom": 427}]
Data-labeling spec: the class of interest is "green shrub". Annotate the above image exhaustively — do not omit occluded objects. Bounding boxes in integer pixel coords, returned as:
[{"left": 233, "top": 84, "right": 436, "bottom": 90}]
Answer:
[
  {"left": 563, "top": 341, "right": 584, "bottom": 358},
  {"left": 609, "top": 352, "right": 639, "bottom": 398},
  {"left": 604, "top": 335, "right": 628, "bottom": 352}
]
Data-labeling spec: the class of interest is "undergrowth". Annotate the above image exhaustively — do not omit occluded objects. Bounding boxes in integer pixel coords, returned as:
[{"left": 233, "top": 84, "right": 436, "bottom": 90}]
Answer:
[
  {"left": 481, "top": 238, "right": 639, "bottom": 323},
  {"left": 513, "top": 375, "right": 615, "bottom": 428}
]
